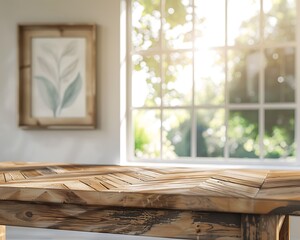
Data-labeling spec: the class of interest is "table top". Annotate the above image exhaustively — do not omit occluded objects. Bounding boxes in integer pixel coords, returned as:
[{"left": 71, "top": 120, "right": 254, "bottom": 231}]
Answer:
[{"left": 1, "top": 162, "right": 300, "bottom": 215}]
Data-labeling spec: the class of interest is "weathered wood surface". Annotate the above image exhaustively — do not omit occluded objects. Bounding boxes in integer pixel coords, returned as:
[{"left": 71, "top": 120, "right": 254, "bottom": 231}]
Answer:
[
  {"left": 241, "top": 214, "right": 286, "bottom": 240},
  {"left": 0, "top": 163, "right": 300, "bottom": 215},
  {"left": 0, "top": 164, "right": 297, "bottom": 215},
  {"left": 0, "top": 163, "right": 296, "bottom": 239},
  {"left": 0, "top": 200, "right": 241, "bottom": 240},
  {"left": 279, "top": 216, "right": 290, "bottom": 240},
  {"left": 0, "top": 226, "right": 5, "bottom": 240}
]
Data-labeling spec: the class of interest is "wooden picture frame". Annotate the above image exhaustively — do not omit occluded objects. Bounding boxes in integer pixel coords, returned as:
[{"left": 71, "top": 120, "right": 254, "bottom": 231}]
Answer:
[{"left": 18, "top": 24, "right": 96, "bottom": 129}]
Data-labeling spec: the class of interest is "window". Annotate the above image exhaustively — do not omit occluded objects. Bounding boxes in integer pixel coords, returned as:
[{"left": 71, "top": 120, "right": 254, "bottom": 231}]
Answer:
[{"left": 128, "top": 0, "right": 298, "bottom": 163}]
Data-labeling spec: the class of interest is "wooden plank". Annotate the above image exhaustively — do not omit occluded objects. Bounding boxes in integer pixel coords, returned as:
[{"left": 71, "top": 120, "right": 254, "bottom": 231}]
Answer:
[
  {"left": 48, "top": 166, "right": 69, "bottom": 174},
  {"left": 80, "top": 178, "right": 108, "bottom": 191},
  {"left": 3, "top": 171, "right": 26, "bottom": 182},
  {"left": 95, "top": 176, "right": 117, "bottom": 189},
  {"left": 0, "top": 201, "right": 241, "bottom": 240},
  {"left": 113, "top": 173, "right": 143, "bottom": 184},
  {"left": 102, "top": 175, "right": 128, "bottom": 188},
  {"left": 6, "top": 171, "right": 26, "bottom": 181},
  {"left": 256, "top": 186, "right": 300, "bottom": 200},
  {"left": 0, "top": 174, "right": 5, "bottom": 184},
  {"left": 0, "top": 226, "right": 5, "bottom": 240},
  {"left": 36, "top": 167, "right": 57, "bottom": 176},
  {"left": 200, "top": 178, "right": 259, "bottom": 198},
  {"left": 21, "top": 169, "right": 42, "bottom": 178},
  {"left": 139, "top": 169, "right": 162, "bottom": 178},
  {"left": 0, "top": 186, "right": 300, "bottom": 216},
  {"left": 126, "top": 171, "right": 153, "bottom": 181},
  {"left": 3, "top": 173, "right": 13, "bottom": 182},
  {"left": 279, "top": 216, "right": 289, "bottom": 240},
  {"left": 215, "top": 170, "right": 268, "bottom": 188},
  {"left": 1, "top": 165, "right": 300, "bottom": 215},
  {"left": 63, "top": 181, "right": 95, "bottom": 191},
  {"left": 241, "top": 214, "right": 285, "bottom": 240}
]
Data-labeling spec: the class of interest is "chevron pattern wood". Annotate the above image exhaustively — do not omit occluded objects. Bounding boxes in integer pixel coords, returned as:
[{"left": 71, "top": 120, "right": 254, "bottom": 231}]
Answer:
[
  {"left": 0, "top": 162, "right": 295, "bottom": 239},
  {"left": 0, "top": 163, "right": 299, "bottom": 215}
]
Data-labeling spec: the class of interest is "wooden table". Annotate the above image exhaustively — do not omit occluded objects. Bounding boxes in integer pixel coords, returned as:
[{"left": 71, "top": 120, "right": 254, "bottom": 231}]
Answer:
[{"left": 0, "top": 162, "right": 298, "bottom": 239}]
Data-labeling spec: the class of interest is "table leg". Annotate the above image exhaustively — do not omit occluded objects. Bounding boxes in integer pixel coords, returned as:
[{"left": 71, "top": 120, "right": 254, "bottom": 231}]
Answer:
[
  {"left": 0, "top": 225, "right": 5, "bottom": 240},
  {"left": 279, "top": 216, "right": 289, "bottom": 240},
  {"left": 241, "top": 214, "right": 288, "bottom": 240}
]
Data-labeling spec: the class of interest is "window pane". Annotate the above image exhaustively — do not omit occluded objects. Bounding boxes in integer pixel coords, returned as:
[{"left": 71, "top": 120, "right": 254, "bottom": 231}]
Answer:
[
  {"left": 264, "top": 110, "right": 295, "bottom": 159},
  {"left": 264, "top": 47, "right": 295, "bottom": 103},
  {"left": 132, "top": 0, "right": 161, "bottom": 51},
  {"left": 163, "top": 52, "right": 193, "bottom": 106},
  {"left": 228, "top": 110, "right": 259, "bottom": 158},
  {"left": 130, "top": 0, "right": 297, "bottom": 162},
  {"left": 197, "top": 109, "right": 225, "bottom": 157},
  {"left": 264, "top": 0, "right": 296, "bottom": 42},
  {"left": 194, "top": 0, "right": 225, "bottom": 48},
  {"left": 133, "top": 110, "right": 161, "bottom": 158},
  {"left": 195, "top": 49, "right": 225, "bottom": 105},
  {"left": 228, "top": 49, "right": 259, "bottom": 103},
  {"left": 132, "top": 55, "right": 161, "bottom": 107},
  {"left": 163, "top": 109, "right": 191, "bottom": 158},
  {"left": 228, "top": 0, "right": 260, "bottom": 46},
  {"left": 163, "top": 0, "right": 193, "bottom": 49}
]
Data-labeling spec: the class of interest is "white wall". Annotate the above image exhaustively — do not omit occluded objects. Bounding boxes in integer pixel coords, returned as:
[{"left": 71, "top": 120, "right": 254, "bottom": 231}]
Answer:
[
  {"left": 0, "top": 0, "right": 299, "bottom": 239},
  {"left": 0, "top": 0, "right": 120, "bottom": 165},
  {"left": 0, "top": 0, "right": 128, "bottom": 239}
]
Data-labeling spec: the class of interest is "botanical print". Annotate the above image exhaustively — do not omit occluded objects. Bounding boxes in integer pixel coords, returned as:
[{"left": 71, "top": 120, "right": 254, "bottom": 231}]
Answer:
[{"left": 31, "top": 38, "right": 86, "bottom": 118}]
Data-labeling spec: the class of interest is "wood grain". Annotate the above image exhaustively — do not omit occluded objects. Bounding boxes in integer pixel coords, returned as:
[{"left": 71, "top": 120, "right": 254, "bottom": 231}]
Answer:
[
  {"left": 0, "top": 163, "right": 300, "bottom": 215},
  {"left": 0, "top": 163, "right": 298, "bottom": 239},
  {"left": 279, "top": 216, "right": 290, "bottom": 240},
  {"left": 241, "top": 214, "right": 285, "bottom": 240},
  {"left": 0, "top": 226, "right": 5, "bottom": 240},
  {"left": 0, "top": 201, "right": 241, "bottom": 240},
  {"left": 18, "top": 24, "right": 97, "bottom": 129}
]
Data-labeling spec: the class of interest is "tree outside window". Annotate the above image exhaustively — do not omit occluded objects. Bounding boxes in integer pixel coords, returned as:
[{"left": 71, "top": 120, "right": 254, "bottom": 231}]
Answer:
[{"left": 130, "top": 0, "right": 296, "bottom": 161}]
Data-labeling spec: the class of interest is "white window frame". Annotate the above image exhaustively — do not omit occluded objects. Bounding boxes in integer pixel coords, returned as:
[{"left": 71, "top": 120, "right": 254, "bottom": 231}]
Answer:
[{"left": 122, "top": 0, "right": 300, "bottom": 167}]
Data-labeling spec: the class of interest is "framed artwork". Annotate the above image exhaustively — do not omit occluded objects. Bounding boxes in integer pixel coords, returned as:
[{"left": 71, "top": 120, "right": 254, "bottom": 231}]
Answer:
[{"left": 18, "top": 24, "right": 96, "bottom": 129}]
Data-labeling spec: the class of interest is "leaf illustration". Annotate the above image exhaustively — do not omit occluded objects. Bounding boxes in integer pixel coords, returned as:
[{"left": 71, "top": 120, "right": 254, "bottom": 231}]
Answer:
[
  {"left": 35, "top": 76, "right": 60, "bottom": 116},
  {"left": 37, "top": 56, "right": 57, "bottom": 82},
  {"left": 61, "top": 58, "right": 79, "bottom": 82},
  {"left": 61, "top": 41, "right": 77, "bottom": 58},
  {"left": 61, "top": 73, "right": 82, "bottom": 110},
  {"left": 42, "top": 45, "right": 59, "bottom": 64}
]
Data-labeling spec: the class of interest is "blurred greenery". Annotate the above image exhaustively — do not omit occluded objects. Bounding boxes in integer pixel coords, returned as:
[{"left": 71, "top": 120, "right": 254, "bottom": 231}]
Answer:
[
  {"left": 264, "top": 47, "right": 295, "bottom": 103},
  {"left": 133, "top": 110, "right": 161, "bottom": 158},
  {"left": 228, "top": 49, "right": 259, "bottom": 103},
  {"left": 264, "top": 110, "right": 295, "bottom": 158},
  {"left": 132, "top": 0, "right": 161, "bottom": 50},
  {"left": 132, "top": 0, "right": 296, "bottom": 160},
  {"left": 164, "top": 110, "right": 191, "bottom": 157},
  {"left": 165, "top": 0, "right": 187, "bottom": 27},
  {"left": 264, "top": 0, "right": 296, "bottom": 42},
  {"left": 228, "top": 111, "right": 259, "bottom": 158}
]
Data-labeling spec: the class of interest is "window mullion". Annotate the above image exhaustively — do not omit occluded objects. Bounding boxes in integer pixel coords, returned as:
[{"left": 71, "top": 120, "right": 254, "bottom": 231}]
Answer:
[
  {"left": 259, "top": 0, "right": 265, "bottom": 160},
  {"left": 127, "top": 0, "right": 135, "bottom": 161},
  {"left": 224, "top": 0, "right": 229, "bottom": 160},
  {"left": 160, "top": 0, "right": 164, "bottom": 160},
  {"left": 128, "top": 0, "right": 297, "bottom": 164},
  {"left": 296, "top": 0, "right": 300, "bottom": 161},
  {"left": 191, "top": 0, "right": 197, "bottom": 158}
]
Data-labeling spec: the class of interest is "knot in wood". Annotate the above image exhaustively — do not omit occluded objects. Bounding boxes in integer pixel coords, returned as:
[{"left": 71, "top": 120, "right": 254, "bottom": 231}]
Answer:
[{"left": 25, "top": 211, "right": 33, "bottom": 218}]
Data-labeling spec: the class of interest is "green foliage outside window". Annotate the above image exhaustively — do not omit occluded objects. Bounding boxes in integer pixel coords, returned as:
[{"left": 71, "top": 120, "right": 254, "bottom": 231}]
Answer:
[{"left": 132, "top": 0, "right": 296, "bottom": 160}]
